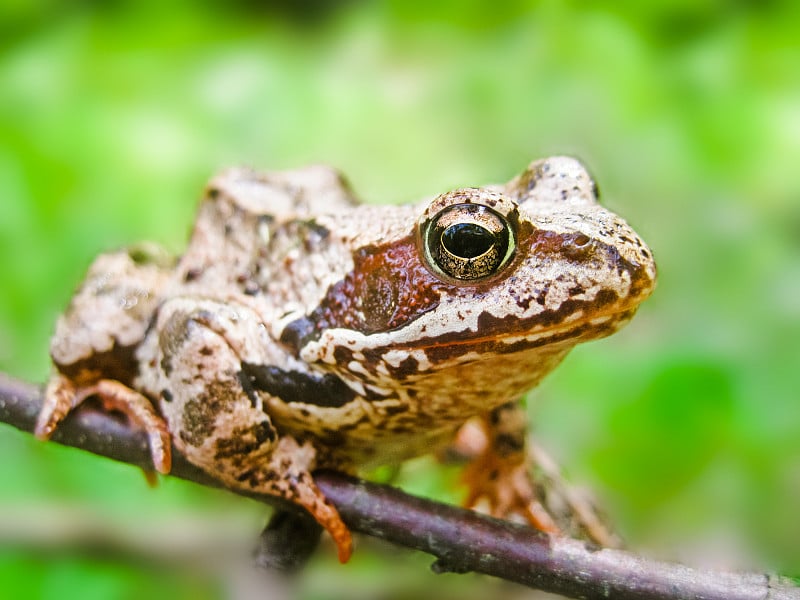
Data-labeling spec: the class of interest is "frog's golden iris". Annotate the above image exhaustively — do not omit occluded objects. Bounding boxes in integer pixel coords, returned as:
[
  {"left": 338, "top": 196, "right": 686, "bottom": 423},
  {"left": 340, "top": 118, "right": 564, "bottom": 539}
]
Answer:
[{"left": 421, "top": 202, "right": 516, "bottom": 281}]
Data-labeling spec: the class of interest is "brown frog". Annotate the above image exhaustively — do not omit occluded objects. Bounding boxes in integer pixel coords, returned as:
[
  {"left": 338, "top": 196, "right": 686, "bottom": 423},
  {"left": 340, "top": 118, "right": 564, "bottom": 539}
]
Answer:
[{"left": 36, "top": 156, "right": 656, "bottom": 562}]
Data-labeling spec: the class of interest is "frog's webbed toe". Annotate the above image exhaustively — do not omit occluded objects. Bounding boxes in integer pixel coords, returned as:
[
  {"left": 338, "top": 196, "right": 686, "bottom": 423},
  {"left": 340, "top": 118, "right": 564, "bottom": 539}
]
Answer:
[
  {"left": 462, "top": 450, "right": 566, "bottom": 536},
  {"left": 36, "top": 374, "right": 172, "bottom": 474},
  {"left": 35, "top": 374, "right": 77, "bottom": 440}
]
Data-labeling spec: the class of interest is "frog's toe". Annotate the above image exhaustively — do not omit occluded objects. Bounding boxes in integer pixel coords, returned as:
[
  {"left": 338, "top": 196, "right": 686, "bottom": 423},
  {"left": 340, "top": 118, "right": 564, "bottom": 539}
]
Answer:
[
  {"left": 77, "top": 379, "right": 172, "bottom": 474},
  {"left": 36, "top": 376, "right": 171, "bottom": 474},
  {"left": 295, "top": 485, "right": 353, "bottom": 564},
  {"left": 35, "top": 374, "right": 78, "bottom": 440},
  {"left": 274, "top": 457, "right": 353, "bottom": 563},
  {"left": 462, "top": 452, "right": 561, "bottom": 536},
  {"left": 222, "top": 436, "right": 353, "bottom": 563}
]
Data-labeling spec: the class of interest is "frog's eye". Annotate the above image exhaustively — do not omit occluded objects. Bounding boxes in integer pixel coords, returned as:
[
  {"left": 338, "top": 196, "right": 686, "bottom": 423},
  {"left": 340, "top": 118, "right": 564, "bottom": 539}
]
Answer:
[{"left": 421, "top": 203, "right": 516, "bottom": 281}]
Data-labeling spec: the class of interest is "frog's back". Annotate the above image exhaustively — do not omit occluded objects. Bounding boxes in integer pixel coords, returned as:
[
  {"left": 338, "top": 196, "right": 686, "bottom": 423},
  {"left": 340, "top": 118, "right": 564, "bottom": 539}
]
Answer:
[{"left": 171, "top": 166, "right": 362, "bottom": 301}]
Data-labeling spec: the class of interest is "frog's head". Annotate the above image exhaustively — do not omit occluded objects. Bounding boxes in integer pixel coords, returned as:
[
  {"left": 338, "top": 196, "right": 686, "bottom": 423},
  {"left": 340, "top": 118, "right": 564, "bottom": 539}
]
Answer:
[{"left": 292, "top": 157, "right": 656, "bottom": 388}]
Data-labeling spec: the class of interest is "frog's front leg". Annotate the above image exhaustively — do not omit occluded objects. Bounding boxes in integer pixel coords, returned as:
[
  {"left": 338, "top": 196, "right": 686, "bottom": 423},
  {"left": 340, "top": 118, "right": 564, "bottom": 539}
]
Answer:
[
  {"left": 460, "top": 401, "right": 619, "bottom": 547},
  {"left": 153, "top": 298, "right": 352, "bottom": 563},
  {"left": 460, "top": 401, "right": 561, "bottom": 535}
]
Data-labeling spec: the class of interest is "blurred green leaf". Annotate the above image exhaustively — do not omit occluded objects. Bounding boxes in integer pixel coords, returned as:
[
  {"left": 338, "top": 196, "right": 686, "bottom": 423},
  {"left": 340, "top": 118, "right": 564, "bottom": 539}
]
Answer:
[{"left": 593, "top": 360, "right": 735, "bottom": 509}]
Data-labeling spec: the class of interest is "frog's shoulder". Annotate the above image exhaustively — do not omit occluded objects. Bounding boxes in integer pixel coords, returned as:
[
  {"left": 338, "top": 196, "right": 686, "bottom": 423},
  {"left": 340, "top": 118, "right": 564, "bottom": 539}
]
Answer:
[{"left": 206, "top": 165, "right": 360, "bottom": 222}]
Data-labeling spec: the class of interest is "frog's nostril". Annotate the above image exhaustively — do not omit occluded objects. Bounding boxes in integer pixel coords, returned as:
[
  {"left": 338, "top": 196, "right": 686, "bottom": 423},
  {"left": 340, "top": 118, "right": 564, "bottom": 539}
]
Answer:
[{"left": 559, "top": 233, "right": 594, "bottom": 260}]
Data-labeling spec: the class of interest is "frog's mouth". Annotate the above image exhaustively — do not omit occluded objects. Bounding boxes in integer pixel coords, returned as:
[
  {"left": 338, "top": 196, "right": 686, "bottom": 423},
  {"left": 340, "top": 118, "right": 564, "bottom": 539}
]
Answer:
[{"left": 409, "top": 303, "right": 640, "bottom": 363}]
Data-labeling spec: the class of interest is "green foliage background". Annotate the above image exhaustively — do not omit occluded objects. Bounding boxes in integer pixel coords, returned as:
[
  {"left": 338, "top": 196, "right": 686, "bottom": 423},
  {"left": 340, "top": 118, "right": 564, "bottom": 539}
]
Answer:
[{"left": 1, "top": 1, "right": 798, "bottom": 598}]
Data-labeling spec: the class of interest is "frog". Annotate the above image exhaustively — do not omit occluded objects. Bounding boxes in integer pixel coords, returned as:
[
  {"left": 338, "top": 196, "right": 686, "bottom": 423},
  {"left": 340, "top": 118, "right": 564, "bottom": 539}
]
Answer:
[{"left": 35, "top": 156, "right": 656, "bottom": 563}]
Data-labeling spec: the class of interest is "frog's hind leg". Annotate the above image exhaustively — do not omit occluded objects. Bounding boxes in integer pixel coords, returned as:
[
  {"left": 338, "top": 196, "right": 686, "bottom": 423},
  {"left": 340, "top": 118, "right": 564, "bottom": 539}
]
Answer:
[
  {"left": 36, "top": 374, "right": 172, "bottom": 474},
  {"left": 154, "top": 298, "right": 352, "bottom": 563}
]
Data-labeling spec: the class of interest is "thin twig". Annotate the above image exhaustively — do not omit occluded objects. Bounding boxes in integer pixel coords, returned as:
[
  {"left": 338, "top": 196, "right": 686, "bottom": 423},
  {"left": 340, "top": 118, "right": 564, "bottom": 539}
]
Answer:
[{"left": 0, "top": 372, "right": 797, "bottom": 600}]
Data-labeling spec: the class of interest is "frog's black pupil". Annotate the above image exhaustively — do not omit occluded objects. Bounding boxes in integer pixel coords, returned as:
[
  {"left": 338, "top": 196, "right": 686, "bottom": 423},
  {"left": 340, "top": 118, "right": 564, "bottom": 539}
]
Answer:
[{"left": 441, "top": 223, "right": 495, "bottom": 259}]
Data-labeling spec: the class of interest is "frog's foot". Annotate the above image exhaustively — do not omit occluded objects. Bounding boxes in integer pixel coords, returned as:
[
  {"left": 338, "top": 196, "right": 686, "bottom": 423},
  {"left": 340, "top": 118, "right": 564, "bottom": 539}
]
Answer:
[
  {"left": 457, "top": 403, "right": 558, "bottom": 534},
  {"left": 456, "top": 407, "right": 621, "bottom": 548},
  {"left": 283, "top": 472, "right": 352, "bottom": 564},
  {"left": 36, "top": 374, "right": 171, "bottom": 474},
  {"left": 274, "top": 480, "right": 353, "bottom": 564},
  {"left": 238, "top": 437, "right": 353, "bottom": 564},
  {"left": 461, "top": 441, "right": 561, "bottom": 535}
]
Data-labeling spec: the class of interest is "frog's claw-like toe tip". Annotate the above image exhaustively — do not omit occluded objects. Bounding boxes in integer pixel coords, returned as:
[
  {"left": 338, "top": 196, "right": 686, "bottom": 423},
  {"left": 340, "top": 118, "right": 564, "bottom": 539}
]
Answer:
[
  {"left": 335, "top": 533, "right": 353, "bottom": 564},
  {"left": 305, "top": 495, "right": 353, "bottom": 563}
]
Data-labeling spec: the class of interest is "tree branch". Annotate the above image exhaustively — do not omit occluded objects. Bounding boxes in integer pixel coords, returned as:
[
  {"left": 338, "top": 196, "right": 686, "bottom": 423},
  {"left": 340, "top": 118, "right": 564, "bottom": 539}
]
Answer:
[{"left": 0, "top": 372, "right": 796, "bottom": 600}]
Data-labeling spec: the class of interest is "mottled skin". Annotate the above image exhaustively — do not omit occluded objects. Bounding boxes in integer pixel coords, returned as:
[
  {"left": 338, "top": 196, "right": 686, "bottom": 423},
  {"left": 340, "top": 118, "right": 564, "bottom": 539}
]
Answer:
[{"left": 36, "top": 157, "right": 656, "bottom": 562}]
